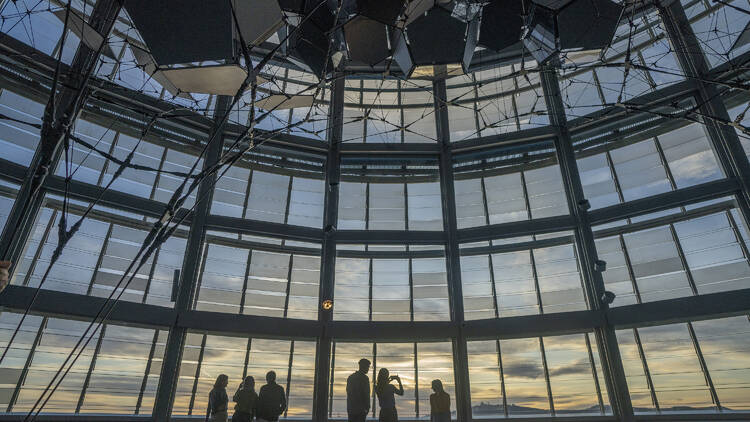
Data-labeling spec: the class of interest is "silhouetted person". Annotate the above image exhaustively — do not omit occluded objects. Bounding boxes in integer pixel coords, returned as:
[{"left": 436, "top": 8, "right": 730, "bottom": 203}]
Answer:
[
  {"left": 257, "top": 370, "right": 286, "bottom": 422},
  {"left": 232, "top": 375, "right": 258, "bottom": 422},
  {"left": 430, "top": 379, "right": 451, "bottom": 422},
  {"left": 375, "top": 368, "right": 403, "bottom": 422},
  {"left": 346, "top": 358, "right": 371, "bottom": 422},
  {"left": 207, "top": 374, "right": 229, "bottom": 422}
]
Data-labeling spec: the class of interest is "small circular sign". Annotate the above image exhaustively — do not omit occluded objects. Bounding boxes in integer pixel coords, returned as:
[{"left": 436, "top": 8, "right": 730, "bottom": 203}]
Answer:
[{"left": 322, "top": 299, "right": 333, "bottom": 310}]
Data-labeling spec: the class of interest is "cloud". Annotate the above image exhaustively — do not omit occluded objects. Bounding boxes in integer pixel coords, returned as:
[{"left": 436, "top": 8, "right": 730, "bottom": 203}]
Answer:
[
  {"left": 548, "top": 359, "right": 590, "bottom": 377},
  {"left": 503, "top": 362, "right": 544, "bottom": 379}
]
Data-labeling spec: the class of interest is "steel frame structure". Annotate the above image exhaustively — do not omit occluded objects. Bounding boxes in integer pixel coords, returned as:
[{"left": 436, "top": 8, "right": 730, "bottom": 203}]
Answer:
[{"left": 0, "top": 0, "right": 750, "bottom": 421}]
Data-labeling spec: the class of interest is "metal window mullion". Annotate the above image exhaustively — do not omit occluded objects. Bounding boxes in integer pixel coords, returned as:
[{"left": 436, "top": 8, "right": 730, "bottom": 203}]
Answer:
[
  {"left": 328, "top": 341, "right": 335, "bottom": 418},
  {"left": 75, "top": 324, "right": 106, "bottom": 413},
  {"left": 653, "top": 135, "right": 680, "bottom": 193},
  {"left": 135, "top": 329, "right": 160, "bottom": 415},
  {"left": 283, "top": 254, "right": 294, "bottom": 318},
  {"left": 487, "top": 253, "right": 500, "bottom": 318},
  {"left": 471, "top": 74, "right": 481, "bottom": 136},
  {"left": 21, "top": 208, "right": 58, "bottom": 287},
  {"left": 404, "top": 181, "right": 409, "bottom": 231},
  {"left": 191, "top": 245, "right": 211, "bottom": 311},
  {"left": 434, "top": 77, "right": 471, "bottom": 422},
  {"left": 365, "top": 181, "right": 370, "bottom": 231},
  {"left": 368, "top": 258, "right": 374, "bottom": 322},
  {"left": 96, "top": 132, "right": 120, "bottom": 188},
  {"left": 413, "top": 342, "right": 419, "bottom": 417},
  {"left": 141, "top": 245, "right": 161, "bottom": 304},
  {"left": 633, "top": 327, "right": 660, "bottom": 411},
  {"left": 86, "top": 223, "right": 114, "bottom": 296},
  {"left": 241, "top": 169, "right": 254, "bottom": 221},
  {"left": 148, "top": 147, "right": 168, "bottom": 202},
  {"left": 686, "top": 321, "right": 722, "bottom": 410},
  {"left": 242, "top": 338, "right": 252, "bottom": 380},
  {"left": 604, "top": 150, "right": 627, "bottom": 207},
  {"left": 405, "top": 179, "right": 413, "bottom": 320},
  {"left": 7, "top": 316, "right": 47, "bottom": 412},
  {"left": 669, "top": 223, "right": 699, "bottom": 295},
  {"left": 240, "top": 249, "right": 253, "bottom": 314},
  {"left": 284, "top": 340, "right": 294, "bottom": 417},
  {"left": 360, "top": 80, "right": 367, "bottom": 143},
  {"left": 283, "top": 173, "right": 294, "bottom": 226},
  {"left": 480, "top": 176, "right": 500, "bottom": 318},
  {"left": 529, "top": 248, "right": 544, "bottom": 315},
  {"left": 281, "top": 172, "right": 294, "bottom": 247},
  {"left": 511, "top": 64, "right": 522, "bottom": 131},
  {"left": 312, "top": 75, "right": 344, "bottom": 422},
  {"left": 618, "top": 234, "right": 644, "bottom": 304},
  {"left": 571, "top": 234, "right": 593, "bottom": 310},
  {"left": 409, "top": 257, "right": 414, "bottom": 322},
  {"left": 520, "top": 169, "right": 544, "bottom": 315},
  {"left": 371, "top": 343, "right": 377, "bottom": 419},
  {"left": 398, "top": 80, "right": 405, "bottom": 144},
  {"left": 519, "top": 169, "right": 533, "bottom": 222},
  {"left": 726, "top": 209, "right": 750, "bottom": 265},
  {"left": 538, "top": 337, "right": 555, "bottom": 416},
  {"left": 495, "top": 339, "right": 508, "bottom": 418},
  {"left": 585, "top": 332, "right": 606, "bottom": 414},
  {"left": 188, "top": 334, "right": 207, "bottom": 415}
]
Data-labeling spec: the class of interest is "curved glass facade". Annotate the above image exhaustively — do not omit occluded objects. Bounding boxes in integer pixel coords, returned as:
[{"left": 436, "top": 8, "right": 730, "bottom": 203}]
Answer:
[{"left": 0, "top": 0, "right": 749, "bottom": 420}]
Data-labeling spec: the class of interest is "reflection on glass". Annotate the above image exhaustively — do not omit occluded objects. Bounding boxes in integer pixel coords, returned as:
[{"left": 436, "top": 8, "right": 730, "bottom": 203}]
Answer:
[
  {"left": 335, "top": 255, "right": 449, "bottom": 322},
  {"left": 468, "top": 333, "right": 606, "bottom": 418},
  {"left": 0, "top": 311, "right": 162, "bottom": 415}
]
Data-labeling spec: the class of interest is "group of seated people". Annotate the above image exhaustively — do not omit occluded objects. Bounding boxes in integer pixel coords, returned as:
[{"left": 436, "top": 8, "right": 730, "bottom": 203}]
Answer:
[{"left": 207, "top": 359, "right": 451, "bottom": 422}]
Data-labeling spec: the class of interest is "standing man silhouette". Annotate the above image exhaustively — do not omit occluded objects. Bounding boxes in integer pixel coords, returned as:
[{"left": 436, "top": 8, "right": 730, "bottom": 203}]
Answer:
[
  {"left": 257, "top": 371, "right": 286, "bottom": 422},
  {"left": 346, "top": 358, "right": 371, "bottom": 422}
]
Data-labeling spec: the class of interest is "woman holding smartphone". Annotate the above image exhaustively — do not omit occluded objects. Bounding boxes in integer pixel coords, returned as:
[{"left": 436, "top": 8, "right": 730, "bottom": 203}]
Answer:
[{"left": 375, "top": 368, "right": 404, "bottom": 422}]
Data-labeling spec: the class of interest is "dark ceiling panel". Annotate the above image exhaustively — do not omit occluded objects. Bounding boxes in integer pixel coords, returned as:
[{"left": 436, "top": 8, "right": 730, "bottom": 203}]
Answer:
[
  {"left": 124, "top": 0, "right": 234, "bottom": 66},
  {"left": 558, "top": 0, "right": 623, "bottom": 51}
]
